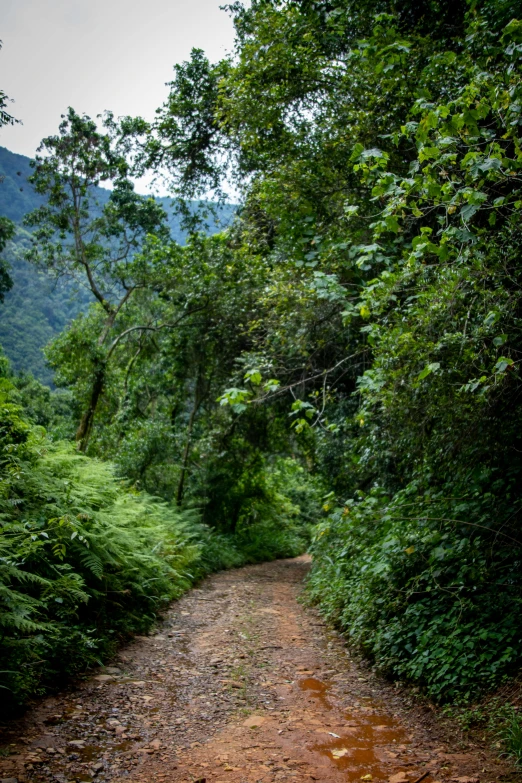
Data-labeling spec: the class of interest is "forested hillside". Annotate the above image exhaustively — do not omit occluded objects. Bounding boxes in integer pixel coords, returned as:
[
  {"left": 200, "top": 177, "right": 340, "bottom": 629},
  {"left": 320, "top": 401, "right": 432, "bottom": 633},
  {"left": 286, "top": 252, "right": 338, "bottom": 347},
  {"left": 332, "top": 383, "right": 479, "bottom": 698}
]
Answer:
[
  {"left": 1, "top": 0, "right": 522, "bottom": 749},
  {"left": 0, "top": 146, "right": 234, "bottom": 382}
]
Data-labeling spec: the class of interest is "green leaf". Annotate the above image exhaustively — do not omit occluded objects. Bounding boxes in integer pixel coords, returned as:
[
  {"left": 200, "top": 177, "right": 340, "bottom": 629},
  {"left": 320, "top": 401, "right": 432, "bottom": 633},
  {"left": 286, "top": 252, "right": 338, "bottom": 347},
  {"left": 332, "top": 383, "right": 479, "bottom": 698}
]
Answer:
[
  {"left": 460, "top": 203, "right": 479, "bottom": 221},
  {"left": 484, "top": 311, "right": 500, "bottom": 327},
  {"left": 244, "top": 369, "right": 262, "bottom": 385},
  {"left": 494, "top": 357, "right": 514, "bottom": 373},
  {"left": 418, "top": 362, "right": 440, "bottom": 381},
  {"left": 263, "top": 379, "right": 281, "bottom": 393}
]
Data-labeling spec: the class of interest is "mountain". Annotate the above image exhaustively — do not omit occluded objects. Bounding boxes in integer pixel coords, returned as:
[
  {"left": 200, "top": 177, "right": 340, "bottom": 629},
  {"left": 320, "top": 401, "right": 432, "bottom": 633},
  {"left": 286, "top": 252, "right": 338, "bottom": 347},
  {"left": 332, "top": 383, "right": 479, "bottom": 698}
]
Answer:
[
  {"left": 0, "top": 146, "right": 235, "bottom": 384},
  {"left": 0, "top": 146, "right": 46, "bottom": 223}
]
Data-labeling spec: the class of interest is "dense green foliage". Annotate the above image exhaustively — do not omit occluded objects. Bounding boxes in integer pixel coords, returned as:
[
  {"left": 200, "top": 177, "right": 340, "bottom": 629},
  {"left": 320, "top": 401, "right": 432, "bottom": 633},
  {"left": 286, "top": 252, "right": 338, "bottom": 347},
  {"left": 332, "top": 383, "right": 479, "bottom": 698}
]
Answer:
[
  {"left": 2, "top": 0, "right": 522, "bottom": 710},
  {"left": 0, "top": 145, "right": 234, "bottom": 383},
  {"left": 0, "top": 55, "right": 18, "bottom": 304},
  {"left": 157, "top": 0, "right": 521, "bottom": 703},
  {"left": 0, "top": 353, "right": 313, "bottom": 709}
]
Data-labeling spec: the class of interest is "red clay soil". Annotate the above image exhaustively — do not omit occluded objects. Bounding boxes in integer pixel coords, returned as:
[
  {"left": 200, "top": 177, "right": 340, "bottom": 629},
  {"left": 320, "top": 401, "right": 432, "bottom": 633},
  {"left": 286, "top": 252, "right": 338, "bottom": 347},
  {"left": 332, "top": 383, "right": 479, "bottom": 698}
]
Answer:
[{"left": 0, "top": 556, "right": 518, "bottom": 783}]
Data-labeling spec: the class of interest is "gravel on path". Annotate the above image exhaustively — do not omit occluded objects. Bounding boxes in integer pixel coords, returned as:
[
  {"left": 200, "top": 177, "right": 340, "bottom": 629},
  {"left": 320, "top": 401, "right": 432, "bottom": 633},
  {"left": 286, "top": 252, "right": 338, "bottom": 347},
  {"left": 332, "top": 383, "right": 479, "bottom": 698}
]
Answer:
[{"left": 0, "top": 556, "right": 517, "bottom": 783}]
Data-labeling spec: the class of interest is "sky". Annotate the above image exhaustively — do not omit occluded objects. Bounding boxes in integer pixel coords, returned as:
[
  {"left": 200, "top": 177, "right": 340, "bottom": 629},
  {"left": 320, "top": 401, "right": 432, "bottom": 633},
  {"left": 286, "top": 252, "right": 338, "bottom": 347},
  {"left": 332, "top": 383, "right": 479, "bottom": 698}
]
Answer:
[{"left": 0, "top": 0, "right": 236, "bottom": 165}]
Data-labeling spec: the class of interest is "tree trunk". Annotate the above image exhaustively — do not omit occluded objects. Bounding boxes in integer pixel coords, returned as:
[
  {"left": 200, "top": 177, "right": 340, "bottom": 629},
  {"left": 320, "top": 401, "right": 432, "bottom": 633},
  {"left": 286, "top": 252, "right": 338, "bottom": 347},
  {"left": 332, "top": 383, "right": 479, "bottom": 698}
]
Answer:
[
  {"left": 176, "top": 399, "right": 198, "bottom": 507},
  {"left": 176, "top": 366, "right": 209, "bottom": 506},
  {"left": 75, "top": 363, "right": 106, "bottom": 453}
]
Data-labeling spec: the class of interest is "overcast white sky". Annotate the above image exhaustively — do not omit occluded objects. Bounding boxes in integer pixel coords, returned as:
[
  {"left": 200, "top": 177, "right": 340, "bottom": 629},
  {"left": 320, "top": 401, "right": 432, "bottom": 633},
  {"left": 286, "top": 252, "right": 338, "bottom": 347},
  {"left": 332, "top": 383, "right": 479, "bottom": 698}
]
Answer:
[{"left": 0, "top": 0, "right": 236, "bottom": 164}]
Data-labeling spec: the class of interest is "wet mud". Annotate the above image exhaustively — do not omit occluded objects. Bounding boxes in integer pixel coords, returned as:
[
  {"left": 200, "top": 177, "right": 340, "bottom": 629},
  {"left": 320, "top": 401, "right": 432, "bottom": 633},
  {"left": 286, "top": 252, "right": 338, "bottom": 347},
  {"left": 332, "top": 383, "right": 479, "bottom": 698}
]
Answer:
[{"left": 299, "top": 676, "right": 410, "bottom": 781}]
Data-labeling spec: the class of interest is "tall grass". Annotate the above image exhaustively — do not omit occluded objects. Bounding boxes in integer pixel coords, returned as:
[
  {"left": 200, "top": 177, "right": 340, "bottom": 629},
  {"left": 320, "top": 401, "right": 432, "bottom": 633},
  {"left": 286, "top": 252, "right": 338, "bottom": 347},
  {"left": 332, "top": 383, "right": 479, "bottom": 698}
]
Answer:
[{"left": 501, "top": 707, "right": 522, "bottom": 767}]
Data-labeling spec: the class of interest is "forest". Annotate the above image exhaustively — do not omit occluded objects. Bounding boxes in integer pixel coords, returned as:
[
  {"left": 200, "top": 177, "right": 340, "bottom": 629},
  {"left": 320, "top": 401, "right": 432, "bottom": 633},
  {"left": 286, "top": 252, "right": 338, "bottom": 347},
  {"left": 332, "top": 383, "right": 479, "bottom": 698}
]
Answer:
[
  {"left": 1, "top": 0, "right": 522, "bottom": 744},
  {"left": 0, "top": 145, "right": 235, "bottom": 384}
]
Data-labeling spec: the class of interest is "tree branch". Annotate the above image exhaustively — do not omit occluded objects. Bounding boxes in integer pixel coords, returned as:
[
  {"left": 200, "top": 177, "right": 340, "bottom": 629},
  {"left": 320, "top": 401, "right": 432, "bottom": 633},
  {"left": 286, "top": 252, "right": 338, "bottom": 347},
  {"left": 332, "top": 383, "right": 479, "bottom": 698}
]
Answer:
[{"left": 106, "top": 304, "right": 209, "bottom": 360}]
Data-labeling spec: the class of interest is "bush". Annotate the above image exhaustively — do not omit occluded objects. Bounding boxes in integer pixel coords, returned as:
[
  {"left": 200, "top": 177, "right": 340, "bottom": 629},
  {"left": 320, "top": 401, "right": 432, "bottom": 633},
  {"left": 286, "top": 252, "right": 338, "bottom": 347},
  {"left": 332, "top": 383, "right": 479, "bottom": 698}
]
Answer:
[{"left": 308, "top": 482, "right": 522, "bottom": 703}]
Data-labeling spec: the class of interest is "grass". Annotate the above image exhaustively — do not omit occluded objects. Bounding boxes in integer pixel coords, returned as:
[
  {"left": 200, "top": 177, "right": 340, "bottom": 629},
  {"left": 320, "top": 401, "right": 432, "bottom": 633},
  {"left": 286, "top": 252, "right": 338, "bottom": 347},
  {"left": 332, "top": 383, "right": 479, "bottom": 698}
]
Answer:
[
  {"left": 443, "top": 695, "right": 522, "bottom": 771},
  {"left": 501, "top": 706, "right": 522, "bottom": 767}
]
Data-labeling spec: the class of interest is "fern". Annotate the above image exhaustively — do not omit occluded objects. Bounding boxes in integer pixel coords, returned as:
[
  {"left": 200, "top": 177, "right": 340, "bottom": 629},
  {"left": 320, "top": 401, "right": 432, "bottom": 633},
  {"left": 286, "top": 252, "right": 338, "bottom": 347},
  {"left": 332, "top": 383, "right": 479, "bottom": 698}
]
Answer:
[
  {"left": 78, "top": 549, "right": 103, "bottom": 580},
  {"left": 0, "top": 429, "right": 240, "bottom": 707},
  {"left": 0, "top": 368, "right": 305, "bottom": 709}
]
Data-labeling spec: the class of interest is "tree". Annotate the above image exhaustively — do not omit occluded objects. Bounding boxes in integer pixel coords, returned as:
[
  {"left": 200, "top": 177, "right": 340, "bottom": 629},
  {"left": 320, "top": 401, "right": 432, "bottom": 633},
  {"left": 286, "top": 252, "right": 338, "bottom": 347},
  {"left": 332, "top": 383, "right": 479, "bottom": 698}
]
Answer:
[
  {"left": 72, "top": 231, "right": 269, "bottom": 506},
  {"left": 0, "top": 217, "right": 15, "bottom": 303},
  {"left": 146, "top": 49, "right": 232, "bottom": 203},
  {"left": 25, "top": 108, "right": 171, "bottom": 450},
  {"left": 138, "top": 0, "right": 522, "bottom": 699}
]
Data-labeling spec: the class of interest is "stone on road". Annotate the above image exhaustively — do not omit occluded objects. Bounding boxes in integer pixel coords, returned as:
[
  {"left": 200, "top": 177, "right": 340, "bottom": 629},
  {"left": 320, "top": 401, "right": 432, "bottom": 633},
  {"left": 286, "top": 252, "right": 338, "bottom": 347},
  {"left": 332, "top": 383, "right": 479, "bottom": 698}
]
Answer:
[{"left": 0, "top": 557, "right": 509, "bottom": 783}]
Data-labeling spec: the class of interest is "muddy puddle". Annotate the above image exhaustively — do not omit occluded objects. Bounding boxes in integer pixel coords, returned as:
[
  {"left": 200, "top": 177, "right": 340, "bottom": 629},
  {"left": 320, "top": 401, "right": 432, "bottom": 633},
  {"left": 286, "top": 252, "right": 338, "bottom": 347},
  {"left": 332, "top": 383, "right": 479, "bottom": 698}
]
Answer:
[
  {"left": 299, "top": 676, "right": 332, "bottom": 709},
  {"left": 300, "top": 676, "right": 419, "bottom": 782}
]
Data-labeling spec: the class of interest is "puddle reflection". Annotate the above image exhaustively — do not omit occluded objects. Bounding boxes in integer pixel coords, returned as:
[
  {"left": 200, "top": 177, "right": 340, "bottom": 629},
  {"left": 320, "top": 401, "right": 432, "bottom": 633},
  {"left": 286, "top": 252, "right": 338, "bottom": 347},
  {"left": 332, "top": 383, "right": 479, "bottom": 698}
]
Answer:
[{"left": 298, "top": 676, "right": 419, "bottom": 782}]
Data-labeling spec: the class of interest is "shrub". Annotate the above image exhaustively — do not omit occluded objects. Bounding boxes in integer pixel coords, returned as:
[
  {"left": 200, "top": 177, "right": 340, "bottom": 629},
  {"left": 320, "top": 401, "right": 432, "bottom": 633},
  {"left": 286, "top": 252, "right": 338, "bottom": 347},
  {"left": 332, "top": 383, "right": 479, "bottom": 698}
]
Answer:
[{"left": 308, "top": 483, "right": 522, "bottom": 703}]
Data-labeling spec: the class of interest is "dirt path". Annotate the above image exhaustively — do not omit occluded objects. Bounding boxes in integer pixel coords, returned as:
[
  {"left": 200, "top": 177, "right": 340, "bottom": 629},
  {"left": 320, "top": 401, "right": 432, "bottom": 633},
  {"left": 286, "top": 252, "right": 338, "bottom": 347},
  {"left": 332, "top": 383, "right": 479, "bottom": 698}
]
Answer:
[{"left": 0, "top": 557, "right": 516, "bottom": 783}]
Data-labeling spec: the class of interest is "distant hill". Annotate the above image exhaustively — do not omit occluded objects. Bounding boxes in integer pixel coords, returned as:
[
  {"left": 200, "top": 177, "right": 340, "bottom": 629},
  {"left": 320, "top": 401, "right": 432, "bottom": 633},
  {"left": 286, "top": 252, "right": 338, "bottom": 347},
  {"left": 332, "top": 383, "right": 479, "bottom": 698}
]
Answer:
[
  {"left": 0, "top": 146, "right": 235, "bottom": 384},
  {"left": 0, "top": 146, "right": 46, "bottom": 223},
  {"left": 0, "top": 145, "right": 215, "bottom": 241}
]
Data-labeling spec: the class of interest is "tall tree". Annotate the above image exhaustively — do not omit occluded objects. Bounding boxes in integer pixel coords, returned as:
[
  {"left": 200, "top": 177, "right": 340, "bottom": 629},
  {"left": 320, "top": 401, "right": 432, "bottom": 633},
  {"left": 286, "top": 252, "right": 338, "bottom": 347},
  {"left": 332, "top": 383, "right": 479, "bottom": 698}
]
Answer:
[{"left": 25, "top": 108, "right": 170, "bottom": 450}]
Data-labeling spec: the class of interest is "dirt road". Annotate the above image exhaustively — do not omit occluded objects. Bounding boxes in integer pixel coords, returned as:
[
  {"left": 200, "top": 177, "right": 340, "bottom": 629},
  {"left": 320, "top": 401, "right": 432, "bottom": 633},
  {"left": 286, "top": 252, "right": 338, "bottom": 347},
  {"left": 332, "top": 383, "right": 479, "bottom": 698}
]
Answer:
[{"left": 0, "top": 557, "right": 515, "bottom": 783}]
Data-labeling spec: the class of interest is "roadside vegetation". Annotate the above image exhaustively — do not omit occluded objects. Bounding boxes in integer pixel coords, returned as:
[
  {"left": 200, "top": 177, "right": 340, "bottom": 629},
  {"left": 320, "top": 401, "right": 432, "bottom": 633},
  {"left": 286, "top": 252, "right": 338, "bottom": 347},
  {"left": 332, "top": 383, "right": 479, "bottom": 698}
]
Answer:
[
  {"left": 1, "top": 1, "right": 522, "bottom": 748},
  {"left": 0, "top": 355, "right": 316, "bottom": 709}
]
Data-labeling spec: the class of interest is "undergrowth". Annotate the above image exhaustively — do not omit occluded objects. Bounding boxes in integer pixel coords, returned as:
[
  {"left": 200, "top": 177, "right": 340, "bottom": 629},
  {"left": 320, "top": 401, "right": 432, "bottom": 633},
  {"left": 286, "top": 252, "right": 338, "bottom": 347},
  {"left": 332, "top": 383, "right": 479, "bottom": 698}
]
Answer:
[
  {"left": 0, "top": 368, "right": 308, "bottom": 710},
  {"left": 443, "top": 697, "right": 522, "bottom": 768},
  {"left": 502, "top": 707, "right": 522, "bottom": 767},
  {"left": 307, "top": 481, "right": 522, "bottom": 704}
]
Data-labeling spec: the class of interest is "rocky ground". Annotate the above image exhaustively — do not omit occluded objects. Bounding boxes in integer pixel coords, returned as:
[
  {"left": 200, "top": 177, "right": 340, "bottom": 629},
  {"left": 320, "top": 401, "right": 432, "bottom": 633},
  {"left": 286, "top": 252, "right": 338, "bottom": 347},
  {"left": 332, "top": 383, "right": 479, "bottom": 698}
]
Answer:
[{"left": 0, "top": 556, "right": 518, "bottom": 783}]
